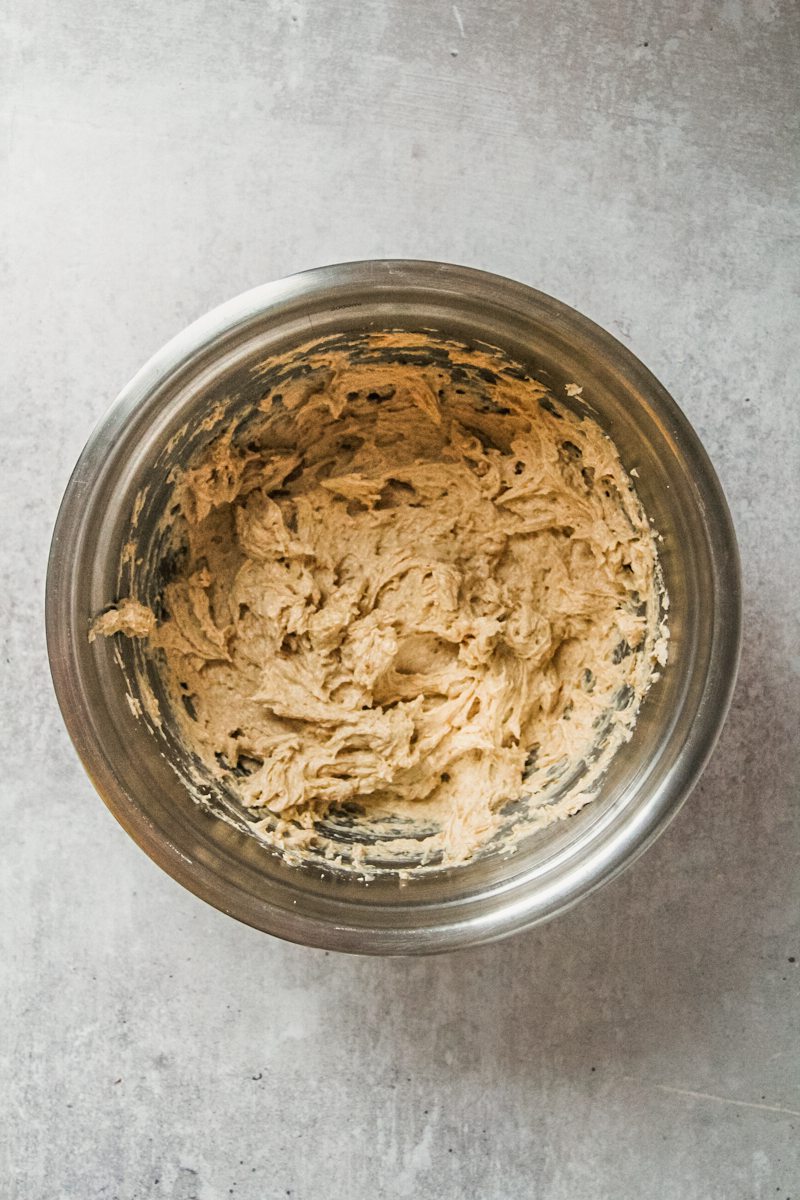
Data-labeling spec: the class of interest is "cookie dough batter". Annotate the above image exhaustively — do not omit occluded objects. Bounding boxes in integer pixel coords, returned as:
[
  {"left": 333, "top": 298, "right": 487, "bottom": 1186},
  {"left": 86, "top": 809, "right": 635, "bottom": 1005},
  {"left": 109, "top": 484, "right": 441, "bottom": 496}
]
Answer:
[{"left": 94, "top": 333, "right": 667, "bottom": 867}]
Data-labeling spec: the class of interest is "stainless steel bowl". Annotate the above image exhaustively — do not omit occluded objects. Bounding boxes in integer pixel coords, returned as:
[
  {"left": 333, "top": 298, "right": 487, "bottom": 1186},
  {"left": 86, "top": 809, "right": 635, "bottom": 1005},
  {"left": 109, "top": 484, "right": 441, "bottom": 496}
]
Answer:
[{"left": 46, "top": 260, "right": 741, "bottom": 954}]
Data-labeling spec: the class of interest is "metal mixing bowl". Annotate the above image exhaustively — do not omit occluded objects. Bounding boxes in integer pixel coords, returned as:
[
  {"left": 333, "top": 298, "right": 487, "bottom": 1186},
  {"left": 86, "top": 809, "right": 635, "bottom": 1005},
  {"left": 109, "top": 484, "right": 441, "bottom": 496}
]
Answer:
[{"left": 46, "top": 261, "right": 741, "bottom": 954}]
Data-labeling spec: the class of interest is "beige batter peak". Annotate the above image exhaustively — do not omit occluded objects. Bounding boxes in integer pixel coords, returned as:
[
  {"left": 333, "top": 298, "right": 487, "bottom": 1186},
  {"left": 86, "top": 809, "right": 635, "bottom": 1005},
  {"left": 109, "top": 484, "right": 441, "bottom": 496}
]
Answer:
[{"left": 93, "top": 333, "right": 668, "bottom": 868}]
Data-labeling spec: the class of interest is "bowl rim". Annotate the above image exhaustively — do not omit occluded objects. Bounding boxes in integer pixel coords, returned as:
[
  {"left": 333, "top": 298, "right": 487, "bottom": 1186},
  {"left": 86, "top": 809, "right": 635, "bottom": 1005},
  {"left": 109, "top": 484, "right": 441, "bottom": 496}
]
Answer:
[{"left": 45, "top": 259, "right": 742, "bottom": 954}]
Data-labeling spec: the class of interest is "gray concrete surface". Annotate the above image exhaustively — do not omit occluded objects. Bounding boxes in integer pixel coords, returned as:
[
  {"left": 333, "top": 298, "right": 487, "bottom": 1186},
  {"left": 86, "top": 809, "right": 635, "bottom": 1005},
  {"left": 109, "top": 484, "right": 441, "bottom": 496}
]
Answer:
[{"left": 2, "top": 1, "right": 799, "bottom": 1197}]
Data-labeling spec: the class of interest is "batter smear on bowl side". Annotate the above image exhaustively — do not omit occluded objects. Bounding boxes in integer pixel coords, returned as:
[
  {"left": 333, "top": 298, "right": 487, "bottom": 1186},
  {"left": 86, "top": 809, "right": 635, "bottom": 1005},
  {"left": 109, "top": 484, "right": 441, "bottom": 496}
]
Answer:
[{"left": 92, "top": 333, "right": 668, "bottom": 868}]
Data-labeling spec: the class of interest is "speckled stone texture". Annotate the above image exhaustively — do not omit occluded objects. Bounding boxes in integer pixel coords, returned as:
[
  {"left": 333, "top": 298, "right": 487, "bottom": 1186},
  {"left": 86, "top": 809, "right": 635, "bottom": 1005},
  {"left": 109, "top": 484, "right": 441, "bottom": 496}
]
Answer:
[{"left": 2, "top": 2, "right": 798, "bottom": 1197}]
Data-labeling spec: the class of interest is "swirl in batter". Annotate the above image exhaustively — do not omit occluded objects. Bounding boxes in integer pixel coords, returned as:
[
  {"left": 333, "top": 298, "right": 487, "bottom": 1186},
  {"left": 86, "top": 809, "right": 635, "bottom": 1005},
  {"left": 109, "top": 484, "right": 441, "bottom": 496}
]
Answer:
[{"left": 92, "top": 334, "right": 667, "bottom": 866}]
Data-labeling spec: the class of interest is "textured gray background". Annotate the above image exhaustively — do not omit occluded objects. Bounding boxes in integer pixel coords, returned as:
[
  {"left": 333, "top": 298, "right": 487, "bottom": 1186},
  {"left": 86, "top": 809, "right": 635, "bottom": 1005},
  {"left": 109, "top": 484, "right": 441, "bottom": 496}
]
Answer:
[{"left": 2, "top": 1, "right": 799, "bottom": 1197}]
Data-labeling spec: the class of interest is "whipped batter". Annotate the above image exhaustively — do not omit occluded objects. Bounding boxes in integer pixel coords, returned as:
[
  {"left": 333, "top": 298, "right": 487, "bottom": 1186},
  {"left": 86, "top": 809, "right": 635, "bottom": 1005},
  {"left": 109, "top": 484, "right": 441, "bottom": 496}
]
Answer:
[{"left": 92, "top": 333, "right": 668, "bottom": 868}]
